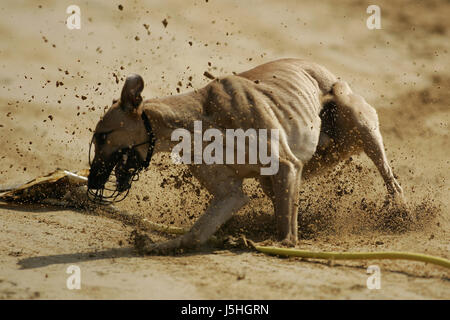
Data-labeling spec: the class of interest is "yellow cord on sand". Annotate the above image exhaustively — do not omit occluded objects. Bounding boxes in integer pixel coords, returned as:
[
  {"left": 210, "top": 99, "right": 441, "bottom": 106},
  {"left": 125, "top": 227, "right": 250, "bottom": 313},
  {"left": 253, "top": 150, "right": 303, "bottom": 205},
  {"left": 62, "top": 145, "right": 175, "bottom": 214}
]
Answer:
[
  {"left": 249, "top": 243, "right": 450, "bottom": 269},
  {"left": 141, "top": 218, "right": 187, "bottom": 235}
]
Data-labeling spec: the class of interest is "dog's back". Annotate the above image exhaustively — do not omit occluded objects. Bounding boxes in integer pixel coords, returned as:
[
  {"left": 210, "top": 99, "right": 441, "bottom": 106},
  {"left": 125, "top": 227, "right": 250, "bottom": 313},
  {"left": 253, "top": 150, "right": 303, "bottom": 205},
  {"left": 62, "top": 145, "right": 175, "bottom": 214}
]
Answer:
[{"left": 204, "top": 58, "right": 339, "bottom": 163}]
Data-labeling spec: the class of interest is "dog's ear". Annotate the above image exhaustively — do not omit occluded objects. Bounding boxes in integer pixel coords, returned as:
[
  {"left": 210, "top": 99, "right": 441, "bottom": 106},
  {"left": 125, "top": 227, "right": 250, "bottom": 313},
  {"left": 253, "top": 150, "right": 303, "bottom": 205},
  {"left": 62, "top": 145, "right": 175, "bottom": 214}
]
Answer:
[{"left": 120, "top": 74, "right": 144, "bottom": 112}]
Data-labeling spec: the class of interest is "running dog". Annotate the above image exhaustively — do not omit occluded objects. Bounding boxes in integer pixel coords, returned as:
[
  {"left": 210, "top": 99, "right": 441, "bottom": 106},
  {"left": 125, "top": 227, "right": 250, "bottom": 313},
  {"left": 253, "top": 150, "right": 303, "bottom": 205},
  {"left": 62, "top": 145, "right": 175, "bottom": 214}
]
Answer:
[{"left": 87, "top": 59, "right": 406, "bottom": 253}]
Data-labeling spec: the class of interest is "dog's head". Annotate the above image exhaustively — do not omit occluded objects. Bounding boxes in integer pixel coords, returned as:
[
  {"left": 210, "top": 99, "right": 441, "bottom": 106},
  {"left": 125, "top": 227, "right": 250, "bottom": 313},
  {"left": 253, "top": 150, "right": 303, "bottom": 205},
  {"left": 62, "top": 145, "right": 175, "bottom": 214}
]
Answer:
[{"left": 87, "top": 74, "right": 154, "bottom": 197}]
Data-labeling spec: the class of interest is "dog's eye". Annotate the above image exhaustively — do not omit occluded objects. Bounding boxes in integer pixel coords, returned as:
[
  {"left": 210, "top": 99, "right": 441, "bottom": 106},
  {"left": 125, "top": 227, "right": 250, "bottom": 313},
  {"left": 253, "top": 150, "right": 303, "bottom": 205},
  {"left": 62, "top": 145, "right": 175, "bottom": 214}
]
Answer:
[
  {"left": 99, "top": 133, "right": 107, "bottom": 143},
  {"left": 95, "top": 132, "right": 109, "bottom": 145},
  {"left": 93, "top": 129, "right": 114, "bottom": 146}
]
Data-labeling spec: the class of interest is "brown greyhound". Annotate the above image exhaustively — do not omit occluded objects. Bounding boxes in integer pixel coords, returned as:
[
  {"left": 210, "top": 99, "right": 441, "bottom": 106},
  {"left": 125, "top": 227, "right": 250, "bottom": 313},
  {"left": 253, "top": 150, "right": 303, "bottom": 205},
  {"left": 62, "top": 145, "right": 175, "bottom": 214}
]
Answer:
[{"left": 87, "top": 58, "right": 406, "bottom": 253}]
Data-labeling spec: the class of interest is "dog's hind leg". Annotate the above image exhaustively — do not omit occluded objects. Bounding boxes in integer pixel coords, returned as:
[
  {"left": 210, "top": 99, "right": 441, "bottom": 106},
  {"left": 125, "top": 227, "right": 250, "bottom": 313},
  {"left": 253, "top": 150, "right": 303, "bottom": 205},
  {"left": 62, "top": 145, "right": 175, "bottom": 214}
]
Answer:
[
  {"left": 271, "top": 160, "right": 303, "bottom": 246},
  {"left": 259, "top": 176, "right": 275, "bottom": 202},
  {"left": 331, "top": 81, "right": 406, "bottom": 206}
]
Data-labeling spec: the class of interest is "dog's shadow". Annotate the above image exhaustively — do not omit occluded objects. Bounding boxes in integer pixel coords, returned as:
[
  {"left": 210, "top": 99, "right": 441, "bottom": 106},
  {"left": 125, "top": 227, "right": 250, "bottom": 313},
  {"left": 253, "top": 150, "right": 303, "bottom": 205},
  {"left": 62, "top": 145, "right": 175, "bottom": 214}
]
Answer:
[
  {"left": 1, "top": 201, "right": 244, "bottom": 270},
  {"left": 1, "top": 202, "right": 140, "bottom": 269},
  {"left": 17, "top": 247, "right": 135, "bottom": 269},
  {"left": 17, "top": 244, "right": 243, "bottom": 270}
]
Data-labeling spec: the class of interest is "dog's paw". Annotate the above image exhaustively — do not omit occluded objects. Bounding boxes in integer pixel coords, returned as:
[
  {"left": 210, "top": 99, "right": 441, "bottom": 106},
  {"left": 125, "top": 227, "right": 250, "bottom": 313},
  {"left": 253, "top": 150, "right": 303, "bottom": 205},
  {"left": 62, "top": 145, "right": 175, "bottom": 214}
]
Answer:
[
  {"left": 137, "top": 237, "right": 183, "bottom": 255},
  {"left": 380, "top": 196, "right": 417, "bottom": 232},
  {"left": 278, "top": 233, "right": 298, "bottom": 247},
  {"left": 280, "top": 238, "right": 298, "bottom": 247},
  {"left": 131, "top": 230, "right": 155, "bottom": 255}
]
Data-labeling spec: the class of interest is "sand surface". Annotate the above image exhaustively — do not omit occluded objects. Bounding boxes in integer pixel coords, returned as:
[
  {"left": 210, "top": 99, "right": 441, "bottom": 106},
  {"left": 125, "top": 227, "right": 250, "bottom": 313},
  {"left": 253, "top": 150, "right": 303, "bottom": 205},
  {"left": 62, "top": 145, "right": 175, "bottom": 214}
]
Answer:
[{"left": 0, "top": 0, "right": 449, "bottom": 299}]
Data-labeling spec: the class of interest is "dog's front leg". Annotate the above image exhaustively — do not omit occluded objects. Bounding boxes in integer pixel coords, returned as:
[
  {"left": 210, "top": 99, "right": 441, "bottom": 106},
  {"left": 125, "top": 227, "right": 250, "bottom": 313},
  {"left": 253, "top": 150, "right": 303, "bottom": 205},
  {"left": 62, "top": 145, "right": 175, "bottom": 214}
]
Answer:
[
  {"left": 140, "top": 193, "right": 248, "bottom": 254},
  {"left": 180, "top": 191, "right": 249, "bottom": 247}
]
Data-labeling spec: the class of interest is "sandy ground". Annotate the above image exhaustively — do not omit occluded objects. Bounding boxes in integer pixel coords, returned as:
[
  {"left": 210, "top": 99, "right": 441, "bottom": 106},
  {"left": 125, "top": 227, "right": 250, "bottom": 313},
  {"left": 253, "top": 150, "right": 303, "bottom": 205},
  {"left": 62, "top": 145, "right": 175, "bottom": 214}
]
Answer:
[{"left": 0, "top": 0, "right": 449, "bottom": 299}]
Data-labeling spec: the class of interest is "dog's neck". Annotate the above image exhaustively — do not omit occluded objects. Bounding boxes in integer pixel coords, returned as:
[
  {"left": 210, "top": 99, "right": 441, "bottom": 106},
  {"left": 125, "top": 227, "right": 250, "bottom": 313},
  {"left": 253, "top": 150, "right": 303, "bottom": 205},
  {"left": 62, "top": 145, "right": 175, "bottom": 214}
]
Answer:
[{"left": 142, "top": 88, "right": 209, "bottom": 152}]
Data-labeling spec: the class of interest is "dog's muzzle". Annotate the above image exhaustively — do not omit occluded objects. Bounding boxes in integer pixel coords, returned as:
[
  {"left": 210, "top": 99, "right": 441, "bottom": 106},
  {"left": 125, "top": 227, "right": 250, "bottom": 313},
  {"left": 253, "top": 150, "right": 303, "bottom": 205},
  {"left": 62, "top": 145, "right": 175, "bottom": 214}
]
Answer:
[
  {"left": 87, "top": 112, "right": 155, "bottom": 204},
  {"left": 87, "top": 147, "right": 144, "bottom": 203}
]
